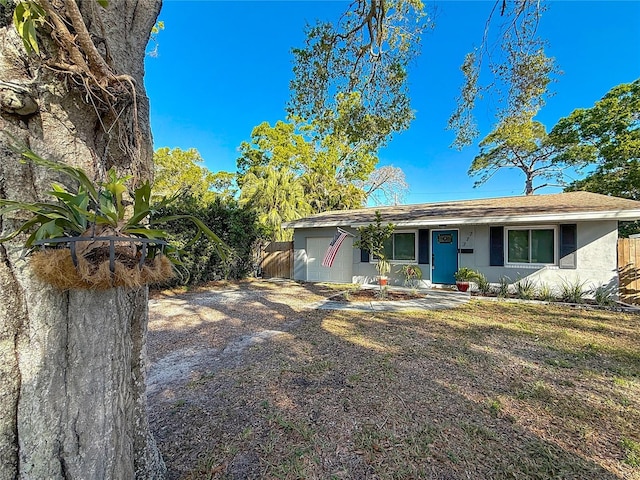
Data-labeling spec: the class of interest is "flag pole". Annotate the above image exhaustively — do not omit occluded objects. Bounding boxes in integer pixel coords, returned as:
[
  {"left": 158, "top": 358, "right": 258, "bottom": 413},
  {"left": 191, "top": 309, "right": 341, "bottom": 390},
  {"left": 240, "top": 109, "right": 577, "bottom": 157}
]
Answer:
[{"left": 337, "top": 227, "right": 355, "bottom": 237}]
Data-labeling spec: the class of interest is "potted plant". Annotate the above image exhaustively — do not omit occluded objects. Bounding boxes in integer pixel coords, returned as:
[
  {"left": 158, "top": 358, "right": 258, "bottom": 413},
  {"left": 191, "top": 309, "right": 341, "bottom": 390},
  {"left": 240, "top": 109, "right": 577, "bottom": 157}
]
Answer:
[
  {"left": 376, "top": 257, "right": 391, "bottom": 286},
  {"left": 0, "top": 148, "right": 228, "bottom": 290},
  {"left": 453, "top": 267, "right": 479, "bottom": 292}
]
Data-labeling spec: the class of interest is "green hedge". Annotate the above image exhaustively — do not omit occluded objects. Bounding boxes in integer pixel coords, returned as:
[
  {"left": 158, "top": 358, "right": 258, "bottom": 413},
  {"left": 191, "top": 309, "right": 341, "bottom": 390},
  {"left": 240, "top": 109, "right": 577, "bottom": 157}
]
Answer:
[{"left": 156, "top": 195, "right": 263, "bottom": 286}]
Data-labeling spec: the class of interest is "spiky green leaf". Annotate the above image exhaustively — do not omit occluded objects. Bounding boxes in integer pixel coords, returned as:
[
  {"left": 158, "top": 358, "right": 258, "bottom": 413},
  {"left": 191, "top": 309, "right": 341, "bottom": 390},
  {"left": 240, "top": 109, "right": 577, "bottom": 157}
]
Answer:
[
  {"left": 16, "top": 148, "right": 99, "bottom": 200},
  {"left": 121, "top": 227, "right": 168, "bottom": 239},
  {"left": 151, "top": 214, "right": 230, "bottom": 260}
]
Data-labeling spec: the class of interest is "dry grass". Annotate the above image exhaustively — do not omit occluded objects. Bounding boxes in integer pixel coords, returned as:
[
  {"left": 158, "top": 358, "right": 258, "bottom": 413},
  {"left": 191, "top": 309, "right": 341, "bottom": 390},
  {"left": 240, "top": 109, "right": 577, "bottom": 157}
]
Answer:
[{"left": 148, "top": 280, "right": 640, "bottom": 480}]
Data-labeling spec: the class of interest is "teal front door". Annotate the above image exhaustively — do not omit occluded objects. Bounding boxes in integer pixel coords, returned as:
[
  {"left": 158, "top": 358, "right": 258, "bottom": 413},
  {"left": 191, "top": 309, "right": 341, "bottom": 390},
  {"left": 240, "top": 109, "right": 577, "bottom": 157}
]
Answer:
[{"left": 431, "top": 230, "right": 458, "bottom": 284}]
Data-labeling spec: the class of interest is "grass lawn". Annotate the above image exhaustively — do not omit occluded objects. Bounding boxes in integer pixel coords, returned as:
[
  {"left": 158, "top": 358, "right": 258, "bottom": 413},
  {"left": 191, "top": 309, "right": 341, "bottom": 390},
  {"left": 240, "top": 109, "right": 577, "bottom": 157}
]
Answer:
[{"left": 153, "top": 288, "right": 640, "bottom": 479}]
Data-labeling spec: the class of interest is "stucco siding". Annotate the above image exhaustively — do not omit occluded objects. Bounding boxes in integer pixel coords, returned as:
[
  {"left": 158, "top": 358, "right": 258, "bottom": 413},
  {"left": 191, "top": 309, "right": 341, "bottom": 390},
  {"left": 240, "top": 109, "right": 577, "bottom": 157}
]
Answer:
[
  {"left": 292, "top": 227, "right": 359, "bottom": 282},
  {"left": 575, "top": 221, "right": 619, "bottom": 288},
  {"left": 457, "top": 227, "right": 476, "bottom": 274},
  {"left": 292, "top": 221, "right": 620, "bottom": 290},
  {"left": 472, "top": 221, "right": 618, "bottom": 289}
]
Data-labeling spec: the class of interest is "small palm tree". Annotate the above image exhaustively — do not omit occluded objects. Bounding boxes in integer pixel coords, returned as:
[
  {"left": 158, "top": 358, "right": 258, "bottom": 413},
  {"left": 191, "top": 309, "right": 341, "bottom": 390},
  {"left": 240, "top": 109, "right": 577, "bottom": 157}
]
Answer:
[{"left": 239, "top": 167, "right": 311, "bottom": 241}]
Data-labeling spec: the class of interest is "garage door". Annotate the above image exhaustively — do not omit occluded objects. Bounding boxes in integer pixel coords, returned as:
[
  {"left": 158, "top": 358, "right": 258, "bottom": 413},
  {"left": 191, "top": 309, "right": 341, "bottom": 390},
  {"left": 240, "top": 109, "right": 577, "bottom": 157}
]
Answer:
[{"left": 307, "top": 237, "right": 353, "bottom": 283}]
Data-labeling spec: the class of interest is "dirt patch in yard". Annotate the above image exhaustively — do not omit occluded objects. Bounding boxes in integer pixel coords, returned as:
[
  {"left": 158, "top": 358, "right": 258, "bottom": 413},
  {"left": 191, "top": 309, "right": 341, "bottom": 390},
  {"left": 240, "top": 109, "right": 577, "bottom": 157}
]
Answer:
[{"left": 147, "top": 279, "right": 640, "bottom": 480}]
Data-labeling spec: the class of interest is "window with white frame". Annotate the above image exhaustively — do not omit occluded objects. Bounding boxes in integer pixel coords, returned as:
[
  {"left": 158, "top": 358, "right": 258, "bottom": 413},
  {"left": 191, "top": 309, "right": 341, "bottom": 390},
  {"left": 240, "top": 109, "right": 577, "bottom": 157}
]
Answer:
[
  {"left": 377, "top": 231, "right": 417, "bottom": 262},
  {"left": 506, "top": 227, "right": 556, "bottom": 264}
]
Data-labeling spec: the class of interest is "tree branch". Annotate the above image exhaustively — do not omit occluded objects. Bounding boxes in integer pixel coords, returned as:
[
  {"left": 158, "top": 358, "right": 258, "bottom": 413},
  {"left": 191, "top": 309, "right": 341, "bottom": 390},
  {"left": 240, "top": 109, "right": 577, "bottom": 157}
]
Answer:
[
  {"left": 39, "top": 0, "right": 92, "bottom": 74},
  {"left": 63, "top": 0, "right": 111, "bottom": 83}
]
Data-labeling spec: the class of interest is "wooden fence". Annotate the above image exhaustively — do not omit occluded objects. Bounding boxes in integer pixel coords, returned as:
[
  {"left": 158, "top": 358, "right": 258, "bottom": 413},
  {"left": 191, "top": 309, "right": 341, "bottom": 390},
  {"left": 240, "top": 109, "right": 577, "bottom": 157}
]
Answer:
[
  {"left": 618, "top": 238, "right": 640, "bottom": 304},
  {"left": 260, "top": 241, "right": 293, "bottom": 279}
]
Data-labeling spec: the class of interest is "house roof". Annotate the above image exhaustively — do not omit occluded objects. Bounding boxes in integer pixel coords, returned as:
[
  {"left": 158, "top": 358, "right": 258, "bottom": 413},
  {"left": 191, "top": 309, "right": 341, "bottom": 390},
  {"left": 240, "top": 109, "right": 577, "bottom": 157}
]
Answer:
[{"left": 283, "top": 192, "right": 640, "bottom": 229}]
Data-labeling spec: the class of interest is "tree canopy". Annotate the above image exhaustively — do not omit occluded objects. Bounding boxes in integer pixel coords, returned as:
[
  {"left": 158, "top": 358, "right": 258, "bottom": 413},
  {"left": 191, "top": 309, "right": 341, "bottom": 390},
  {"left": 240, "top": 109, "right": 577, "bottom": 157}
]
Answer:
[
  {"left": 153, "top": 147, "right": 216, "bottom": 200},
  {"left": 237, "top": 119, "right": 367, "bottom": 221},
  {"left": 288, "top": 0, "right": 431, "bottom": 150},
  {"left": 448, "top": 1, "right": 558, "bottom": 149},
  {"left": 469, "top": 117, "right": 574, "bottom": 195},
  {"left": 445, "top": 1, "right": 568, "bottom": 195},
  {"left": 153, "top": 147, "right": 237, "bottom": 203},
  {"left": 554, "top": 78, "right": 640, "bottom": 196},
  {"left": 557, "top": 79, "right": 640, "bottom": 235},
  {"left": 257, "top": 0, "right": 430, "bottom": 231},
  {"left": 237, "top": 118, "right": 410, "bottom": 238},
  {"left": 239, "top": 166, "right": 310, "bottom": 241}
]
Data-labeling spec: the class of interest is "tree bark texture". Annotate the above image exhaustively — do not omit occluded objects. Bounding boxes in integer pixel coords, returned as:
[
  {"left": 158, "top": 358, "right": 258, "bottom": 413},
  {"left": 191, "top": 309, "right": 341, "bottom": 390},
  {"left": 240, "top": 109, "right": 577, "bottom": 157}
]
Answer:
[{"left": 0, "top": 1, "right": 164, "bottom": 478}]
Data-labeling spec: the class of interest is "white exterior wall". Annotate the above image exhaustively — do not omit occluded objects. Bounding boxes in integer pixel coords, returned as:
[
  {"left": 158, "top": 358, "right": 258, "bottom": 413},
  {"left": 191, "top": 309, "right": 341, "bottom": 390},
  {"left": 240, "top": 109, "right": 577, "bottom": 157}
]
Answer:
[
  {"left": 292, "top": 227, "right": 359, "bottom": 283},
  {"left": 470, "top": 221, "right": 619, "bottom": 290},
  {"left": 293, "top": 227, "right": 427, "bottom": 286},
  {"left": 457, "top": 226, "right": 476, "bottom": 278},
  {"left": 352, "top": 258, "right": 381, "bottom": 285},
  {"left": 292, "top": 221, "right": 620, "bottom": 292}
]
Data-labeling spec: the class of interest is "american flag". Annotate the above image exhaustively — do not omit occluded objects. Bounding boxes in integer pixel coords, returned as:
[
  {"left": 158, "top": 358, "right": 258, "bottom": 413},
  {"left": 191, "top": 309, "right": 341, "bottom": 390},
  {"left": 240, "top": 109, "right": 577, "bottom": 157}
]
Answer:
[{"left": 321, "top": 230, "right": 348, "bottom": 267}]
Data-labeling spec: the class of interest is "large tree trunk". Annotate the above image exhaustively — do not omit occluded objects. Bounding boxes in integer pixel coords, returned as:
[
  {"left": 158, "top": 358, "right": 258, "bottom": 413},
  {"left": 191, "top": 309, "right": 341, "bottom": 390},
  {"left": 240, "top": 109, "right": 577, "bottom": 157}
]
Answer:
[
  {"left": 525, "top": 171, "right": 534, "bottom": 195},
  {"left": 0, "top": 1, "right": 164, "bottom": 478}
]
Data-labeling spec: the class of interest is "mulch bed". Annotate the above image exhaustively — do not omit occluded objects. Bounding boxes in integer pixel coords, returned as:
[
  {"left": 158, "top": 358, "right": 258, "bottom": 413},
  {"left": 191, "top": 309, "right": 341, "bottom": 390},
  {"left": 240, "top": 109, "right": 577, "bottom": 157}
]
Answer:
[{"left": 332, "top": 288, "right": 427, "bottom": 302}]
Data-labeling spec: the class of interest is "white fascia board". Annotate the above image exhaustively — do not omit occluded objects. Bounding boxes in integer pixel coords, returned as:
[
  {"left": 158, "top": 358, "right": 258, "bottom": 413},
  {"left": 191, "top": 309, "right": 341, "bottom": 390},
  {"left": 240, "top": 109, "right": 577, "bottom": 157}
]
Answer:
[
  {"left": 288, "top": 209, "right": 640, "bottom": 229},
  {"left": 284, "top": 220, "right": 353, "bottom": 229},
  {"left": 349, "top": 210, "right": 640, "bottom": 228}
]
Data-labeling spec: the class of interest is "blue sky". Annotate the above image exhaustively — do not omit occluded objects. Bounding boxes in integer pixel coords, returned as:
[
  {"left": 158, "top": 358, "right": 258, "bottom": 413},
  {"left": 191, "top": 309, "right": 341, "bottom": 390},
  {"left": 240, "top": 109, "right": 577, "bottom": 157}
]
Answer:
[{"left": 144, "top": 1, "right": 640, "bottom": 204}]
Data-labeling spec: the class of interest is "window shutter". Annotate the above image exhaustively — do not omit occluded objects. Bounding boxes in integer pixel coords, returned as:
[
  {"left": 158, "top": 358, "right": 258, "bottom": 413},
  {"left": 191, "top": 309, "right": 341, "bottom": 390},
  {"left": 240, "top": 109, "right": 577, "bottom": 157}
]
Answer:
[
  {"left": 418, "top": 229, "right": 430, "bottom": 264},
  {"left": 490, "top": 226, "right": 504, "bottom": 266},
  {"left": 559, "top": 224, "right": 577, "bottom": 269},
  {"left": 360, "top": 248, "right": 370, "bottom": 263}
]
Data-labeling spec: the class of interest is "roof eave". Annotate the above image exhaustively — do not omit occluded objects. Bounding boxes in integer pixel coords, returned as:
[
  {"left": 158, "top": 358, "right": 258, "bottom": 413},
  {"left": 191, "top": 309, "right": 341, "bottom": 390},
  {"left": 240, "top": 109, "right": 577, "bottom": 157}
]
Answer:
[{"left": 286, "top": 209, "right": 640, "bottom": 229}]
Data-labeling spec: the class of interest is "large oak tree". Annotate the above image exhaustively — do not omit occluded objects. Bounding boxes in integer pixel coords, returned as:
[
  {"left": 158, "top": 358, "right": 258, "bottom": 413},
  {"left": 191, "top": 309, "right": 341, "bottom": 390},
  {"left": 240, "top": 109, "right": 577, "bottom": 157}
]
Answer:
[
  {"left": 288, "top": 0, "right": 430, "bottom": 149},
  {"left": 558, "top": 79, "right": 640, "bottom": 235},
  {"left": 557, "top": 79, "right": 640, "bottom": 198},
  {"left": 0, "top": 1, "right": 164, "bottom": 478}
]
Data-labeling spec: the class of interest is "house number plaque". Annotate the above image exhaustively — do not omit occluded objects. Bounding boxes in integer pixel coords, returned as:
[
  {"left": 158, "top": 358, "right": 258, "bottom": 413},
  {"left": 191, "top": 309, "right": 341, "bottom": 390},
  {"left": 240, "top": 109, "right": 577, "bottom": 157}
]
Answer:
[{"left": 437, "top": 234, "right": 453, "bottom": 244}]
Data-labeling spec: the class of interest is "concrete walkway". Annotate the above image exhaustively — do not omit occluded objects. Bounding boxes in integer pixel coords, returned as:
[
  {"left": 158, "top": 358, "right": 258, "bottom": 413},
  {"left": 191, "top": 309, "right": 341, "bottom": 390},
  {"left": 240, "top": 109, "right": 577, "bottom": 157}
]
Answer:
[{"left": 313, "top": 287, "right": 470, "bottom": 312}]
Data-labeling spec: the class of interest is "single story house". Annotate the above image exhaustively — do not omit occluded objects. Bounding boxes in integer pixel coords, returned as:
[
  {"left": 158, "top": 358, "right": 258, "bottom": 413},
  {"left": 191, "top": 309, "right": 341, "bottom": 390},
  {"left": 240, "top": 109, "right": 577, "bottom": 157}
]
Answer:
[{"left": 283, "top": 192, "right": 640, "bottom": 292}]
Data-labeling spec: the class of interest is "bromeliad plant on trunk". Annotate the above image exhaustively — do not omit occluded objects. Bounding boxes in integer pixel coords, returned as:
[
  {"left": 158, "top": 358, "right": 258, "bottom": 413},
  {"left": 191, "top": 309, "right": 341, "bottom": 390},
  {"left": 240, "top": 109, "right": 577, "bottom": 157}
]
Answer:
[{"left": 0, "top": 149, "right": 228, "bottom": 290}]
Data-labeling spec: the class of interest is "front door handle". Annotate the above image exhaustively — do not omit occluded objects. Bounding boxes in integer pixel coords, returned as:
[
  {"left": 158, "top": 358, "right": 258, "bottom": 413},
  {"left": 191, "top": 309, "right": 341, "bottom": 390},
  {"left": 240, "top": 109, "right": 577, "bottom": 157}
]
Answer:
[{"left": 432, "top": 253, "right": 435, "bottom": 269}]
